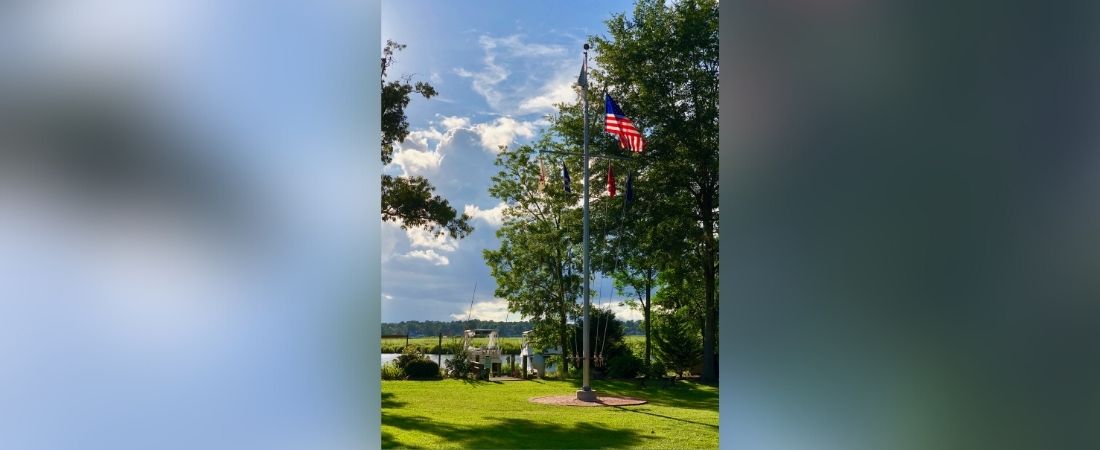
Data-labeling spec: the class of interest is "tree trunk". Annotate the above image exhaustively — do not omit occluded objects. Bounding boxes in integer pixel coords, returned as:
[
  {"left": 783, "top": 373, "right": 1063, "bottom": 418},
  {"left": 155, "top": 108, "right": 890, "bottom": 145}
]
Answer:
[
  {"left": 700, "top": 186, "right": 717, "bottom": 382},
  {"left": 644, "top": 276, "right": 652, "bottom": 374},
  {"left": 559, "top": 295, "right": 569, "bottom": 377}
]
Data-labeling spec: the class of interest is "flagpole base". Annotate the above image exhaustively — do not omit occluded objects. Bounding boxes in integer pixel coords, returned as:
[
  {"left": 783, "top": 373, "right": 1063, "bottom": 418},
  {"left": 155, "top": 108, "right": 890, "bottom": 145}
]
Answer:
[{"left": 576, "top": 388, "right": 598, "bottom": 402}]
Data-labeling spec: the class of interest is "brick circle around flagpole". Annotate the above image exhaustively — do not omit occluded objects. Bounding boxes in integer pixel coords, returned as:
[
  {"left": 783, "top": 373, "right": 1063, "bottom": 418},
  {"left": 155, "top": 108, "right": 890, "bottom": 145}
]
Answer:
[{"left": 528, "top": 395, "right": 647, "bottom": 407}]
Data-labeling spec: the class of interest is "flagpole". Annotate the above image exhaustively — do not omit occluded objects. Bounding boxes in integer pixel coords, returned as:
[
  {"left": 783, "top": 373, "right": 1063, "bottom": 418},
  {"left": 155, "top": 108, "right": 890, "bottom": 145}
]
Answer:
[{"left": 578, "top": 43, "right": 596, "bottom": 402}]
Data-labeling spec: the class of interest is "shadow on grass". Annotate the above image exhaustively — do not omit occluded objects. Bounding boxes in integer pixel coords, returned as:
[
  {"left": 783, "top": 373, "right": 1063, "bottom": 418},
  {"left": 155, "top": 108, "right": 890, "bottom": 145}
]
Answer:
[
  {"left": 381, "top": 392, "right": 405, "bottom": 409},
  {"left": 458, "top": 378, "right": 503, "bottom": 386},
  {"left": 610, "top": 405, "right": 719, "bottom": 429},
  {"left": 382, "top": 415, "right": 655, "bottom": 449},
  {"left": 380, "top": 430, "right": 400, "bottom": 450},
  {"left": 593, "top": 379, "right": 719, "bottom": 410}
]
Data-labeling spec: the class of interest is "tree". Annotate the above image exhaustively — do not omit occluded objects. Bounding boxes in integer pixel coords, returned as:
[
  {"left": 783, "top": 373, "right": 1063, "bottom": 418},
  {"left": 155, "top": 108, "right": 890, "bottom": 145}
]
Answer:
[
  {"left": 483, "top": 140, "right": 583, "bottom": 377},
  {"left": 381, "top": 40, "right": 472, "bottom": 238},
  {"left": 654, "top": 309, "right": 703, "bottom": 380},
  {"left": 592, "top": 0, "right": 719, "bottom": 381}
]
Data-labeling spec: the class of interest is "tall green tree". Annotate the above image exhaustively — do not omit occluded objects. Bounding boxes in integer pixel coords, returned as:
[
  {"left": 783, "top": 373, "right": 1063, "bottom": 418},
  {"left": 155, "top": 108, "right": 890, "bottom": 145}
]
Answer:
[
  {"left": 654, "top": 308, "right": 703, "bottom": 380},
  {"left": 592, "top": 0, "right": 719, "bottom": 381},
  {"left": 381, "top": 40, "right": 472, "bottom": 238},
  {"left": 483, "top": 140, "right": 583, "bottom": 376}
]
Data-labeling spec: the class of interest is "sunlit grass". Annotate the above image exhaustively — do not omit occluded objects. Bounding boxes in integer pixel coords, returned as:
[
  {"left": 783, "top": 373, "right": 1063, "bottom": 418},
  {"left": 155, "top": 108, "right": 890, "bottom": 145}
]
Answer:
[{"left": 381, "top": 378, "right": 718, "bottom": 449}]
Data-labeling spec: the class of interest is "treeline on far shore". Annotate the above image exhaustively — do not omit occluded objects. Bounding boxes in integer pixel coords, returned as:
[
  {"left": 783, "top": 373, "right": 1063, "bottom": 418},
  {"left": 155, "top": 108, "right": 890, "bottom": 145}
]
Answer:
[{"left": 382, "top": 320, "right": 644, "bottom": 338}]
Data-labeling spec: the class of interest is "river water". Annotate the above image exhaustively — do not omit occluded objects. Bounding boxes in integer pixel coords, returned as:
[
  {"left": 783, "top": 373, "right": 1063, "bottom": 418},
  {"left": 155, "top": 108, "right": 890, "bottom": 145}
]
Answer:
[{"left": 380, "top": 353, "right": 558, "bottom": 373}]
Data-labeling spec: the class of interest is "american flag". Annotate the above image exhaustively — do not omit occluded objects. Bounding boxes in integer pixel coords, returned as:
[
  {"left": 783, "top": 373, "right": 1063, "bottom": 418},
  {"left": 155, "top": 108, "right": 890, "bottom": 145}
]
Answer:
[{"left": 604, "top": 93, "right": 645, "bottom": 153}]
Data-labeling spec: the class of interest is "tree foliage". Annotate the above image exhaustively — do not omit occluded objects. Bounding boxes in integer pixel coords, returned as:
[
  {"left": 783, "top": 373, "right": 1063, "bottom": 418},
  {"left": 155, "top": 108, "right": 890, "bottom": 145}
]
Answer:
[
  {"left": 592, "top": 0, "right": 719, "bottom": 381},
  {"left": 379, "top": 319, "right": 644, "bottom": 337},
  {"left": 483, "top": 140, "right": 584, "bottom": 376},
  {"left": 654, "top": 309, "right": 703, "bottom": 379},
  {"left": 479, "top": 0, "right": 719, "bottom": 383},
  {"left": 381, "top": 40, "right": 471, "bottom": 238}
]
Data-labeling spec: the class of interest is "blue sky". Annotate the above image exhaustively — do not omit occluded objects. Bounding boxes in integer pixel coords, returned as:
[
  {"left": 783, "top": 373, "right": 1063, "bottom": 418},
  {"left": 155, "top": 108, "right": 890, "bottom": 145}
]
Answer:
[{"left": 382, "top": 0, "right": 643, "bottom": 322}]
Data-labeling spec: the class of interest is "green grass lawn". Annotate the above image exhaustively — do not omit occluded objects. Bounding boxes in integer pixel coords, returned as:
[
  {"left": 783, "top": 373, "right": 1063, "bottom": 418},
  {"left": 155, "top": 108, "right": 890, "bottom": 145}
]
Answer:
[{"left": 381, "top": 378, "right": 718, "bottom": 449}]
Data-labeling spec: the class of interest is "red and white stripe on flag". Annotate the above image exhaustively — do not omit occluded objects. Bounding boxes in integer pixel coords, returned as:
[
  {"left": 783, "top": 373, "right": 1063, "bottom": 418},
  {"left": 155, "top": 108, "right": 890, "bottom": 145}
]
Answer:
[
  {"left": 605, "top": 116, "right": 645, "bottom": 152},
  {"left": 604, "top": 94, "right": 646, "bottom": 153}
]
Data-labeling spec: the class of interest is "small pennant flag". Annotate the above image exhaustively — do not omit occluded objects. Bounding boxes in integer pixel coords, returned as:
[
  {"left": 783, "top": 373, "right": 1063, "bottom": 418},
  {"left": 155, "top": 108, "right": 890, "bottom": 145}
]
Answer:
[
  {"left": 562, "top": 163, "right": 571, "bottom": 193},
  {"left": 626, "top": 172, "right": 634, "bottom": 203},
  {"left": 578, "top": 57, "right": 588, "bottom": 88},
  {"left": 605, "top": 94, "right": 645, "bottom": 153},
  {"left": 538, "top": 160, "right": 546, "bottom": 191},
  {"left": 607, "top": 162, "right": 616, "bottom": 198}
]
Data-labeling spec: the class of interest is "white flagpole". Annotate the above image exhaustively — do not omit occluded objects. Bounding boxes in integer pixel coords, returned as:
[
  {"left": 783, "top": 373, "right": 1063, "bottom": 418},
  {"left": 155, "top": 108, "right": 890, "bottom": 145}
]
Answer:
[{"left": 578, "top": 43, "right": 596, "bottom": 402}]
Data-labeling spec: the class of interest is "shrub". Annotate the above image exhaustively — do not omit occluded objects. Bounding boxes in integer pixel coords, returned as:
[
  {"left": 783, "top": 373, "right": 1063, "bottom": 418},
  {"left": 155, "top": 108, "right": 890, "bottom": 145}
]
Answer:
[
  {"left": 648, "top": 360, "right": 668, "bottom": 379},
  {"left": 444, "top": 349, "right": 472, "bottom": 378},
  {"left": 395, "top": 345, "right": 424, "bottom": 370},
  {"left": 654, "top": 311, "right": 702, "bottom": 379},
  {"left": 606, "top": 353, "right": 643, "bottom": 379},
  {"left": 404, "top": 359, "right": 440, "bottom": 379},
  {"left": 381, "top": 361, "right": 405, "bottom": 380}
]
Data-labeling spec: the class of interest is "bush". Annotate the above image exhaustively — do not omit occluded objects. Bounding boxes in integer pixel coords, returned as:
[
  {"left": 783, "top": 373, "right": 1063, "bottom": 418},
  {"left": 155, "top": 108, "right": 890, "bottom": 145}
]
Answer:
[
  {"left": 606, "top": 353, "right": 643, "bottom": 379},
  {"left": 381, "top": 361, "right": 405, "bottom": 380},
  {"left": 395, "top": 345, "right": 423, "bottom": 370},
  {"left": 403, "top": 359, "right": 440, "bottom": 379},
  {"left": 444, "top": 349, "right": 472, "bottom": 378},
  {"left": 648, "top": 360, "right": 668, "bottom": 379}
]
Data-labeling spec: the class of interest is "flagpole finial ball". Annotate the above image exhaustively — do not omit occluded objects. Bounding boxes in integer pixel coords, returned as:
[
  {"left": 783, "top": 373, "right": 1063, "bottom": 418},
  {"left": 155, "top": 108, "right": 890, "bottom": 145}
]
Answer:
[{"left": 583, "top": 43, "right": 590, "bottom": 50}]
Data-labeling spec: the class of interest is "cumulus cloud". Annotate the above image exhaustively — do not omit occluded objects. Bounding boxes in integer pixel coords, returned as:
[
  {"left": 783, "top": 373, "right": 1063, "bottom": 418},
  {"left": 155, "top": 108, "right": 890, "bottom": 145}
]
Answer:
[
  {"left": 405, "top": 226, "right": 458, "bottom": 252},
  {"left": 391, "top": 148, "right": 443, "bottom": 176},
  {"left": 471, "top": 117, "right": 537, "bottom": 152},
  {"left": 440, "top": 115, "right": 470, "bottom": 130},
  {"left": 449, "top": 297, "right": 516, "bottom": 321},
  {"left": 604, "top": 301, "right": 644, "bottom": 321},
  {"left": 464, "top": 202, "right": 507, "bottom": 228},
  {"left": 401, "top": 249, "right": 449, "bottom": 266}
]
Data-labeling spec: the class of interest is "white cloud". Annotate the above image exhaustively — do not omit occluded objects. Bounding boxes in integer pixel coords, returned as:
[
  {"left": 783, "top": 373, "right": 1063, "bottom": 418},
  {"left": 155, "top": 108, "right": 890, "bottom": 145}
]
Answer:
[
  {"left": 484, "top": 35, "right": 566, "bottom": 58},
  {"left": 440, "top": 115, "right": 470, "bottom": 130},
  {"left": 455, "top": 34, "right": 571, "bottom": 114},
  {"left": 519, "top": 77, "right": 578, "bottom": 114},
  {"left": 401, "top": 249, "right": 449, "bottom": 266},
  {"left": 449, "top": 298, "right": 516, "bottom": 321},
  {"left": 390, "top": 122, "right": 467, "bottom": 176},
  {"left": 604, "top": 301, "right": 644, "bottom": 321},
  {"left": 464, "top": 202, "right": 507, "bottom": 228},
  {"left": 404, "top": 227, "right": 458, "bottom": 252},
  {"left": 390, "top": 148, "right": 443, "bottom": 176},
  {"left": 471, "top": 117, "right": 538, "bottom": 153},
  {"left": 455, "top": 51, "right": 508, "bottom": 110}
]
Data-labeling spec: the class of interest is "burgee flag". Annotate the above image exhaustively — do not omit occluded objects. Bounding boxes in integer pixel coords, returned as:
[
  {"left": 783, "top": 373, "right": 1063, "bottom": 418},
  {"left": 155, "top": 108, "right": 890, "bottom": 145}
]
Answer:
[
  {"left": 578, "top": 57, "right": 588, "bottom": 88},
  {"left": 605, "top": 94, "right": 645, "bottom": 153},
  {"left": 607, "top": 162, "right": 616, "bottom": 197},
  {"left": 562, "top": 163, "right": 571, "bottom": 193}
]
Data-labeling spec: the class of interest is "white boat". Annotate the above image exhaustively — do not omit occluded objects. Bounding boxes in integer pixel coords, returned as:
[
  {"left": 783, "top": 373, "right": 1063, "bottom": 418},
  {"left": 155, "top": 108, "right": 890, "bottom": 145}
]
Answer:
[
  {"left": 463, "top": 329, "right": 503, "bottom": 375},
  {"left": 519, "top": 331, "right": 561, "bottom": 378}
]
